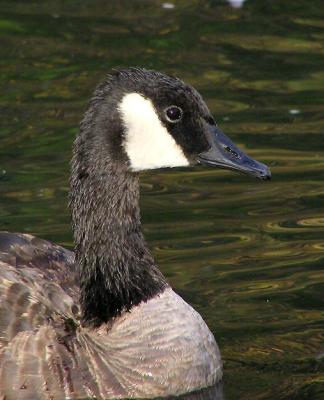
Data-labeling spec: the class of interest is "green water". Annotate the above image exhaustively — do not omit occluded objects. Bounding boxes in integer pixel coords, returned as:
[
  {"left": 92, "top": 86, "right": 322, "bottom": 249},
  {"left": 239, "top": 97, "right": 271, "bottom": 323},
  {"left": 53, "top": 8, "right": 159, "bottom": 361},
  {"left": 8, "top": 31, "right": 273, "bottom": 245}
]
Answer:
[{"left": 1, "top": 0, "right": 324, "bottom": 398}]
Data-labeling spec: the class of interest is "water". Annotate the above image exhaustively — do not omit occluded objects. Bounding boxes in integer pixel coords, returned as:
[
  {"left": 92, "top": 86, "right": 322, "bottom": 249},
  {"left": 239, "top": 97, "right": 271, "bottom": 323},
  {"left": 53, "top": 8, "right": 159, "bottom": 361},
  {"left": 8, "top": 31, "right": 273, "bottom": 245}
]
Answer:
[{"left": 1, "top": 0, "right": 324, "bottom": 398}]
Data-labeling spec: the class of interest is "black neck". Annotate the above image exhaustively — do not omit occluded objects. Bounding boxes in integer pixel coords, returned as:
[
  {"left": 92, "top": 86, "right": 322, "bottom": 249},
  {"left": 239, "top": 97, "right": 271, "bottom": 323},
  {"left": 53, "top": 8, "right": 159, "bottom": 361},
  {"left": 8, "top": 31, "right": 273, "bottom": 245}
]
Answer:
[{"left": 70, "top": 162, "right": 168, "bottom": 327}]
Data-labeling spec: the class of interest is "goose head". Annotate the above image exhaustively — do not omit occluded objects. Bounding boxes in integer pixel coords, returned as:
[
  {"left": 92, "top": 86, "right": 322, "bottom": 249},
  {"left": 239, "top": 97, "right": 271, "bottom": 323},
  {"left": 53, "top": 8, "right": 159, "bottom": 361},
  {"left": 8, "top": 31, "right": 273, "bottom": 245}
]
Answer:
[{"left": 79, "top": 67, "right": 271, "bottom": 180}]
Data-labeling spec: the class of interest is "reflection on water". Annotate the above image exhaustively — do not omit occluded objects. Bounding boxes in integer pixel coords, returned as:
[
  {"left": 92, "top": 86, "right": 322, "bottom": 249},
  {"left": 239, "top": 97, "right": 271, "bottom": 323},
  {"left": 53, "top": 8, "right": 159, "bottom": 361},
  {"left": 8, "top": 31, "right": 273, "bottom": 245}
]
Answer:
[
  {"left": 169, "top": 383, "right": 223, "bottom": 400},
  {"left": 1, "top": 0, "right": 324, "bottom": 399}
]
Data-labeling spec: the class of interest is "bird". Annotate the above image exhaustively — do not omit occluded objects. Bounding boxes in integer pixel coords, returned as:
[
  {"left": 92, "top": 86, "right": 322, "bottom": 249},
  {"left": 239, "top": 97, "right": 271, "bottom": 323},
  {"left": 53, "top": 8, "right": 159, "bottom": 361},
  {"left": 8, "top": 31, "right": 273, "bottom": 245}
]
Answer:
[{"left": 0, "top": 67, "right": 271, "bottom": 400}]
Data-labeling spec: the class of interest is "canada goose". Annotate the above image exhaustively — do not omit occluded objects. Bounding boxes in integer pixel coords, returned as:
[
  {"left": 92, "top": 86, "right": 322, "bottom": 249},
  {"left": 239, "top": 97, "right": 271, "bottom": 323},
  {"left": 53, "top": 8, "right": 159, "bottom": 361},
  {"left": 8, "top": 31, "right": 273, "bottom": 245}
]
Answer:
[{"left": 0, "top": 68, "right": 270, "bottom": 400}]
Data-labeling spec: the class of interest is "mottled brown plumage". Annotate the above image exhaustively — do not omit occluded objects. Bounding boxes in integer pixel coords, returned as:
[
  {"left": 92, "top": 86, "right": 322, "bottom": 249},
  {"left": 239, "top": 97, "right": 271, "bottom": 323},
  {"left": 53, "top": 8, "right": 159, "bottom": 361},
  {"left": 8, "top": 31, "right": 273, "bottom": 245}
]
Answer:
[{"left": 0, "top": 232, "right": 222, "bottom": 399}]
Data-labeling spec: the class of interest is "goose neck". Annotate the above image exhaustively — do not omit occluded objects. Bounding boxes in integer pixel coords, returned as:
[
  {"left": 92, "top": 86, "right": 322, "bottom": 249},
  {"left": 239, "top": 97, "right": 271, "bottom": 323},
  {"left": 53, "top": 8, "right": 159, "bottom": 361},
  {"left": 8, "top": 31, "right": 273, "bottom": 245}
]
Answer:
[{"left": 71, "top": 167, "right": 168, "bottom": 327}]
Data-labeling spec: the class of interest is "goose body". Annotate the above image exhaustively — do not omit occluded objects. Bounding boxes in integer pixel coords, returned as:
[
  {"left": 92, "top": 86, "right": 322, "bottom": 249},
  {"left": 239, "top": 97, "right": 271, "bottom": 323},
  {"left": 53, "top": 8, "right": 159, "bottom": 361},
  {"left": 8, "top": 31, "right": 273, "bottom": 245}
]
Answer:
[
  {"left": 0, "top": 233, "right": 220, "bottom": 399},
  {"left": 0, "top": 68, "right": 270, "bottom": 399}
]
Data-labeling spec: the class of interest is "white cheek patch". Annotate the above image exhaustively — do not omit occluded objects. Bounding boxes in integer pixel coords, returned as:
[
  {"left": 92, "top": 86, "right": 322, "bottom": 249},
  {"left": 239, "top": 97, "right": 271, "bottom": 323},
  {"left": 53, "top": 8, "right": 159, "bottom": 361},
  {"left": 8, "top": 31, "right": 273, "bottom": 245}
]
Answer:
[{"left": 118, "top": 93, "right": 190, "bottom": 171}]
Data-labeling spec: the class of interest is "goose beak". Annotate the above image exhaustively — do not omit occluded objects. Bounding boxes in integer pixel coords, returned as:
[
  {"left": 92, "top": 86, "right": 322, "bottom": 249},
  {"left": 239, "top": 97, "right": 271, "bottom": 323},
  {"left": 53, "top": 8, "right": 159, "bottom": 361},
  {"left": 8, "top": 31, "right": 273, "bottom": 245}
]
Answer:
[{"left": 198, "top": 124, "right": 271, "bottom": 180}]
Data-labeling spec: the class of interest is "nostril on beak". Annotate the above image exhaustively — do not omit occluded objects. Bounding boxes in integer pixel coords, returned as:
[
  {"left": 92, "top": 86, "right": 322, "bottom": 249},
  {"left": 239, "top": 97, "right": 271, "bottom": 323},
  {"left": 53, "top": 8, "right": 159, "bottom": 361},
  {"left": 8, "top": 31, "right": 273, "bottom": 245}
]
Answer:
[{"left": 224, "top": 146, "right": 240, "bottom": 160}]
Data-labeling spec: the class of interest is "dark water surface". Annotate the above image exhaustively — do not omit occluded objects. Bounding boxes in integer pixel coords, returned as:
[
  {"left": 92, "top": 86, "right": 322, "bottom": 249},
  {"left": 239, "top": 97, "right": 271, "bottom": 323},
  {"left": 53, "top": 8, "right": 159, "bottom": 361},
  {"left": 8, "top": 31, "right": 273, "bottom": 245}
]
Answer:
[{"left": 1, "top": 0, "right": 324, "bottom": 398}]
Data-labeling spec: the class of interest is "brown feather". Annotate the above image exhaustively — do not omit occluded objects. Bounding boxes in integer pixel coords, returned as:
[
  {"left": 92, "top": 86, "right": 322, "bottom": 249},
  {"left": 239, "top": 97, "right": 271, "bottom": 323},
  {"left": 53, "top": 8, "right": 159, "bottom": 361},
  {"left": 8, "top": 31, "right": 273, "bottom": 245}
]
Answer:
[{"left": 0, "top": 232, "right": 222, "bottom": 399}]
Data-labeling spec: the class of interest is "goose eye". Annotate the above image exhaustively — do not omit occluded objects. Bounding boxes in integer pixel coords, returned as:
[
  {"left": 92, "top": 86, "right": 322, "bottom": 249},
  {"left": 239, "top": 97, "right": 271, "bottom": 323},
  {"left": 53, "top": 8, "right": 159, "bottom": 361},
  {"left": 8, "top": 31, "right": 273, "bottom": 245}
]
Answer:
[{"left": 165, "top": 106, "right": 183, "bottom": 123}]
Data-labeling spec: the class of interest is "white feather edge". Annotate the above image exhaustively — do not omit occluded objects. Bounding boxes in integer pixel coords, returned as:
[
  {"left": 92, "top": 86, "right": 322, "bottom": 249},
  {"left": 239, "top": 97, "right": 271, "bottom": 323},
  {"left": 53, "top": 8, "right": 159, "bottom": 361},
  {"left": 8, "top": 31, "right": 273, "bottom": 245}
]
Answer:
[{"left": 118, "top": 93, "right": 189, "bottom": 171}]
